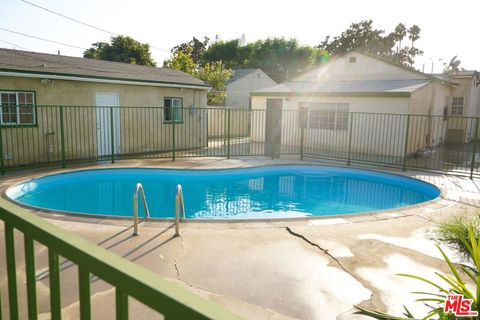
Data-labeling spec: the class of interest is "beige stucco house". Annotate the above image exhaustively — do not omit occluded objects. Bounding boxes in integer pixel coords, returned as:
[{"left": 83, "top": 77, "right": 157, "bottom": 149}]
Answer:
[
  {"left": 207, "top": 69, "right": 276, "bottom": 138},
  {"left": 226, "top": 69, "right": 276, "bottom": 108},
  {"left": 0, "top": 48, "right": 210, "bottom": 167},
  {"left": 250, "top": 51, "right": 480, "bottom": 158}
]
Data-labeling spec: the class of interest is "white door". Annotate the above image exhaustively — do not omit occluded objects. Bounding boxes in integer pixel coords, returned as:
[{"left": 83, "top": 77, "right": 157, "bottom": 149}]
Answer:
[{"left": 96, "top": 93, "right": 121, "bottom": 157}]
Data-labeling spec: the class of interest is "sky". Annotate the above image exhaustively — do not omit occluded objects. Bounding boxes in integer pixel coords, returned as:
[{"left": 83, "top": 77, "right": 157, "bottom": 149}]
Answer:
[{"left": 1, "top": 0, "right": 479, "bottom": 74}]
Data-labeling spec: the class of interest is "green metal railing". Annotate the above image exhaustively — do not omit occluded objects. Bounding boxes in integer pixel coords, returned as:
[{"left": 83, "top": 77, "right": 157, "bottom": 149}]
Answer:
[
  {"left": 0, "top": 105, "right": 478, "bottom": 177},
  {"left": 0, "top": 198, "right": 241, "bottom": 319}
]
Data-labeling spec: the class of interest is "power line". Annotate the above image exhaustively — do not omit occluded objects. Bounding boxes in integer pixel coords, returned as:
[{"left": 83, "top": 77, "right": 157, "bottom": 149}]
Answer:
[
  {"left": 0, "top": 27, "right": 86, "bottom": 50},
  {"left": 0, "top": 38, "right": 29, "bottom": 50},
  {"left": 20, "top": 0, "right": 170, "bottom": 53},
  {"left": 21, "top": 0, "right": 116, "bottom": 36}
]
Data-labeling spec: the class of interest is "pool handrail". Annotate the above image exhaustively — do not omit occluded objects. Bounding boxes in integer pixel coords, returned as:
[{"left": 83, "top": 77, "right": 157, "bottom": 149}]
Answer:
[
  {"left": 175, "top": 184, "right": 185, "bottom": 236},
  {"left": 133, "top": 183, "right": 150, "bottom": 236}
]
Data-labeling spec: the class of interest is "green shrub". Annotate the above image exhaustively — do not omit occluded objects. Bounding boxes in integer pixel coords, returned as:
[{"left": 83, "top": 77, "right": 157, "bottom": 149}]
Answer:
[{"left": 428, "top": 214, "right": 480, "bottom": 262}]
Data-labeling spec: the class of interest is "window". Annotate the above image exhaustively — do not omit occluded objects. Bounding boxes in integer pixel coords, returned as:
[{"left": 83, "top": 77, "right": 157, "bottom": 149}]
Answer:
[
  {"left": 164, "top": 97, "right": 183, "bottom": 123},
  {"left": 299, "top": 102, "right": 349, "bottom": 130},
  {"left": 0, "top": 91, "right": 36, "bottom": 125},
  {"left": 451, "top": 97, "right": 464, "bottom": 115}
]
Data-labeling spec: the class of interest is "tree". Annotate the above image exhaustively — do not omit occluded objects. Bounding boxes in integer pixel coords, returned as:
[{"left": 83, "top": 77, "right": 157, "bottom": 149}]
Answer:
[
  {"left": 246, "top": 38, "right": 325, "bottom": 82},
  {"left": 84, "top": 35, "right": 156, "bottom": 66},
  {"left": 196, "top": 61, "right": 232, "bottom": 105},
  {"left": 200, "top": 39, "right": 254, "bottom": 69},
  {"left": 164, "top": 47, "right": 197, "bottom": 74},
  {"left": 318, "top": 20, "right": 423, "bottom": 67},
  {"left": 171, "top": 37, "right": 209, "bottom": 64},
  {"left": 164, "top": 46, "right": 232, "bottom": 105},
  {"left": 318, "top": 20, "right": 393, "bottom": 56},
  {"left": 199, "top": 37, "right": 327, "bottom": 82}
]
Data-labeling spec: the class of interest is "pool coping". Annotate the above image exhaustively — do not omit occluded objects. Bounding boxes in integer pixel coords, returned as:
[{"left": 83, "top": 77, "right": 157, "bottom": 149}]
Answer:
[{"left": 0, "top": 159, "right": 452, "bottom": 227}]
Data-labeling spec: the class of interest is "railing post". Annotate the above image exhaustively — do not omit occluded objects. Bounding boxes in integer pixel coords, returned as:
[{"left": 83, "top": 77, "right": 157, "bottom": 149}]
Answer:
[
  {"left": 48, "top": 249, "right": 61, "bottom": 320},
  {"left": 78, "top": 267, "right": 91, "bottom": 320},
  {"left": 110, "top": 107, "right": 115, "bottom": 163},
  {"left": 402, "top": 114, "right": 411, "bottom": 171},
  {"left": 172, "top": 117, "right": 176, "bottom": 161},
  {"left": 24, "top": 235, "right": 38, "bottom": 320},
  {"left": 115, "top": 289, "right": 128, "bottom": 320},
  {"left": 227, "top": 108, "right": 231, "bottom": 159},
  {"left": 59, "top": 106, "right": 66, "bottom": 168},
  {"left": 470, "top": 117, "right": 479, "bottom": 179},
  {"left": 347, "top": 113, "right": 354, "bottom": 165},
  {"left": 5, "top": 224, "right": 19, "bottom": 320}
]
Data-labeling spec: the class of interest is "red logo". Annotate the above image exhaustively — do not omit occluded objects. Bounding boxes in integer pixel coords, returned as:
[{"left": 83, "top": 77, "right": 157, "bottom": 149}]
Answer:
[{"left": 443, "top": 294, "right": 478, "bottom": 317}]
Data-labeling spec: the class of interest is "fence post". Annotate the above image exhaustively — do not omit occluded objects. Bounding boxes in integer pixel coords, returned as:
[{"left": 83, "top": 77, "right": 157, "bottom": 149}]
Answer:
[
  {"left": 59, "top": 106, "right": 66, "bottom": 168},
  {"left": 402, "top": 114, "right": 411, "bottom": 171},
  {"left": 227, "top": 108, "right": 231, "bottom": 159},
  {"left": 299, "top": 107, "right": 307, "bottom": 161},
  {"left": 470, "top": 117, "right": 479, "bottom": 179},
  {"left": 172, "top": 117, "right": 176, "bottom": 161},
  {"left": 300, "top": 126, "right": 305, "bottom": 161},
  {"left": 110, "top": 107, "right": 115, "bottom": 164},
  {"left": 0, "top": 123, "right": 4, "bottom": 174},
  {"left": 347, "top": 113, "right": 354, "bottom": 166}
]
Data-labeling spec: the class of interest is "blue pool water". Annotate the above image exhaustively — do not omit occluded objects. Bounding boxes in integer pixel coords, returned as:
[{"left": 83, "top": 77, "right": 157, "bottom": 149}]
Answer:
[{"left": 7, "top": 166, "right": 440, "bottom": 219}]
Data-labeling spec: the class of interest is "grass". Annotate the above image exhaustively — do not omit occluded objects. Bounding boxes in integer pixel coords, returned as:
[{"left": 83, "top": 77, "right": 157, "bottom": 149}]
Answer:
[{"left": 428, "top": 214, "right": 480, "bottom": 262}]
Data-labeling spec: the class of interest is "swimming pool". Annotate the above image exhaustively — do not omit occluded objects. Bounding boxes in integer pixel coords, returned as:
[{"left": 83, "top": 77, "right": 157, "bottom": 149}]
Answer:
[{"left": 6, "top": 166, "right": 440, "bottom": 220}]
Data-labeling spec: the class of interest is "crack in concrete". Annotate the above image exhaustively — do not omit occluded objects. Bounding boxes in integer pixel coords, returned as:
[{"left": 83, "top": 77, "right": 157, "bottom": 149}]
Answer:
[
  {"left": 171, "top": 231, "right": 220, "bottom": 296},
  {"left": 285, "top": 226, "right": 360, "bottom": 282},
  {"left": 174, "top": 234, "right": 184, "bottom": 279}
]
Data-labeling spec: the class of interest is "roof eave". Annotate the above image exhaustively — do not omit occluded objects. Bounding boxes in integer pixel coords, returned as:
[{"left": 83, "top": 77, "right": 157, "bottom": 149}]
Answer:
[
  {"left": 250, "top": 91, "right": 411, "bottom": 98},
  {"left": 0, "top": 68, "right": 211, "bottom": 90}
]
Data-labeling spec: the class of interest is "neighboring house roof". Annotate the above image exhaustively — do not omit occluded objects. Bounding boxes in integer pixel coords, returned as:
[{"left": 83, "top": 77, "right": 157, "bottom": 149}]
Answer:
[
  {"left": 252, "top": 79, "right": 430, "bottom": 97},
  {"left": 226, "top": 69, "right": 260, "bottom": 85},
  {"left": 433, "top": 70, "right": 478, "bottom": 81},
  {"left": 0, "top": 48, "right": 210, "bottom": 89},
  {"left": 252, "top": 50, "right": 454, "bottom": 97},
  {"left": 352, "top": 49, "right": 457, "bottom": 86}
]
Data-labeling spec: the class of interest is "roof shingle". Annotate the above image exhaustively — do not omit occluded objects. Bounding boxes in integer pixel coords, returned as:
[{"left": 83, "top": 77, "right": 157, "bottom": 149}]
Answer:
[{"left": 0, "top": 48, "right": 208, "bottom": 87}]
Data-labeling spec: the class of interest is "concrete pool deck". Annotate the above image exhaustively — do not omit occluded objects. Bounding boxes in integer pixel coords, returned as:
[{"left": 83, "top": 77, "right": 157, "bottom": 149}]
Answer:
[{"left": 0, "top": 156, "right": 479, "bottom": 319}]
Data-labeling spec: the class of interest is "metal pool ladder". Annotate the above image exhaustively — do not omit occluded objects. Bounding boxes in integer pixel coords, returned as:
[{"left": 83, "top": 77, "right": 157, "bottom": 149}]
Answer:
[
  {"left": 175, "top": 184, "right": 185, "bottom": 236},
  {"left": 133, "top": 183, "right": 150, "bottom": 236}
]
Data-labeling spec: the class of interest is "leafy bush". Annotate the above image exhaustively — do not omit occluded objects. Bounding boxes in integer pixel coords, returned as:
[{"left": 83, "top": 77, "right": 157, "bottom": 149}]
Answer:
[{"left": 428, "top": 214, "right": 480, "bottom": 262}]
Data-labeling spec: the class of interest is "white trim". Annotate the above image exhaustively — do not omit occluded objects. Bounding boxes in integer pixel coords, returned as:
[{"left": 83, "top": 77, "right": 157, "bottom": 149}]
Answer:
[
  {"left": 0, "top": 91, "right": 36, "bottom": 125},
  {"left": 0, "top": 71, "right": 211, "bottom": 91}
]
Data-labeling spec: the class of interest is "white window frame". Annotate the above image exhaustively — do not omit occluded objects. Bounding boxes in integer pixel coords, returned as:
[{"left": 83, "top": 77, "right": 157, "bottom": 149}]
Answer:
[
  {"left": 0, "top": 91, "right": 36, "bottom": 126},
  {"left": 164, "top": 97, "right": 183, "bottom": 123},
  {"left": 450, "top": 97, "right": 464, "bottom": 116},
  {"left": 299, "top": 102, "right": 349, "bottom": 131}
]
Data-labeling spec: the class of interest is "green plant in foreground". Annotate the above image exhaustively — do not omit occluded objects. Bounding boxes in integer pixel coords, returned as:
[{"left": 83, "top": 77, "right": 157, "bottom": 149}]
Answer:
[
  {"left": 428, "top": 214, "right": 480, "bottom": 262},
  {"left": 355, "top": 227, "right": 480, "bottom": 319}
]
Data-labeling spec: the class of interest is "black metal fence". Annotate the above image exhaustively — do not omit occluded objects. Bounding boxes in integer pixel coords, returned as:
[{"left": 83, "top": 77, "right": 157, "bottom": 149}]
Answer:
[{"left": 1, "top": 106, "right": 479, "bottom": 178}]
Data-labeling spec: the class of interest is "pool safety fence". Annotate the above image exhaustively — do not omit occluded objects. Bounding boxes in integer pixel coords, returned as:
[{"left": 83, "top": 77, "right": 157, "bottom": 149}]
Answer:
[{"left": 0, "top": 105, "right": 479, "bottom": 178}]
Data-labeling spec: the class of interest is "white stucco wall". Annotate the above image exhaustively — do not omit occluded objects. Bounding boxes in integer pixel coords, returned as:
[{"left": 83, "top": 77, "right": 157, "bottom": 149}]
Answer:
[
  {"left": 251, "top": 96, "right": 411, "bottom": 157},
  {"left": 296, "top": 52, "right": 427, "bottom": 82}
]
